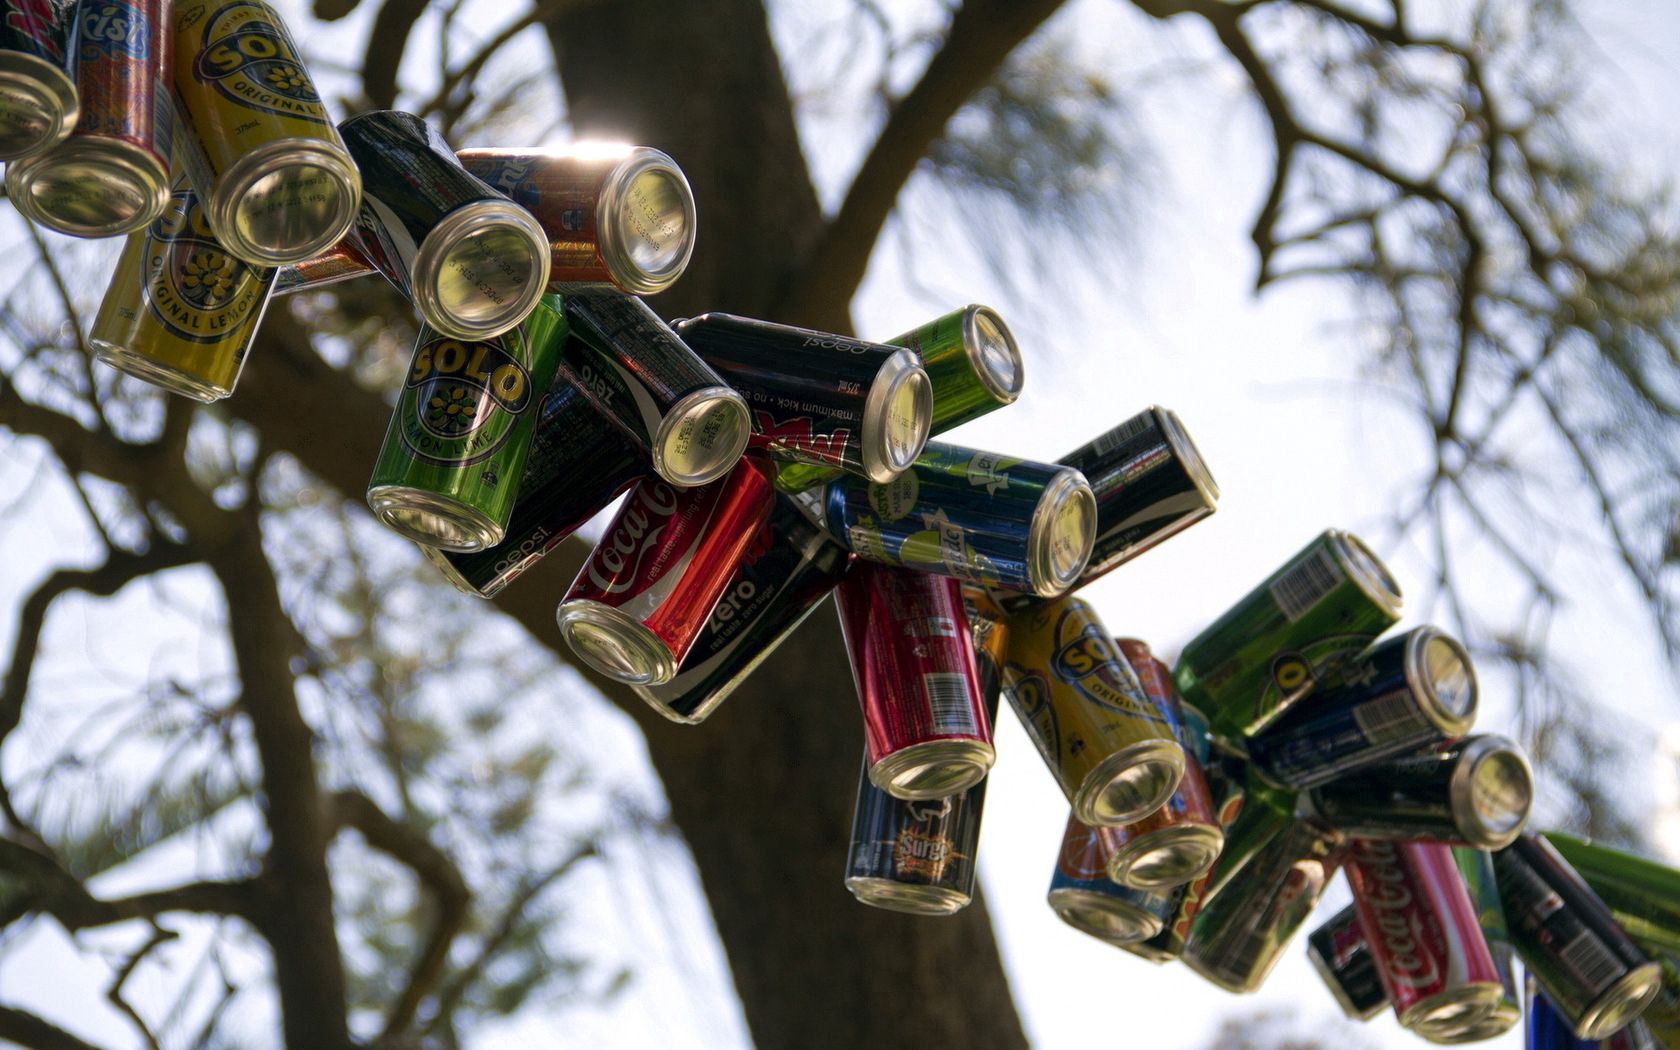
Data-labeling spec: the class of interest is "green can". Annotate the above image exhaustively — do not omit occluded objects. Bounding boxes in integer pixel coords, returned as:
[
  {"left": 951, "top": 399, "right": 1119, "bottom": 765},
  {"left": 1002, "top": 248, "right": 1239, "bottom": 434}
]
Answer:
[
  {"left": 1544, "top": 832, "right": 1680, "bottom": 958},
  {"left": 1451, "top": 846, "right": 1523, "bottom": 1035},
  {"left": 1194, "top": 774, "right": 1297, "bottom": 909},
  {"left": 774, "top": 305, "right": 1023, "bottom": 494},
  {"left": 366, "top": 305, "right": 564, "bottom": 553},
  {"left": 1173, "top": 528, "right": 1402, "bottom": 738},
  {"left": 1641, "top": 957, "right": 1680, "bottom": 1050}
]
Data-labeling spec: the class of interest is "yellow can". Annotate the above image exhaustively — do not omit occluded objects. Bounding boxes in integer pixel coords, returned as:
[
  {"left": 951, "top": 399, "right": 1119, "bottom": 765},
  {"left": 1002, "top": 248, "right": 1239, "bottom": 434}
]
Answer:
[
  {"left": 171, "top": 0, "right": 360, "bottom": 265},
  {"left": 1002, "top": 594, "right": 1184, "bottom": 826},
  {"left": 90, "top": 177, "right": 278, "bottom": 402}
]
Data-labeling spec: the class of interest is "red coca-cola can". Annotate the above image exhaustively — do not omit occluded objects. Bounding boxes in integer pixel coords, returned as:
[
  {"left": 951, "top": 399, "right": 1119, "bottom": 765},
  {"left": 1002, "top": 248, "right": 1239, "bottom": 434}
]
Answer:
[
  {"left": 1346, "top": 838, "right": 1506, "bottom": 1041},
  {"left": 835, "top": 563, "right": 994, "bottom": 800},
  {"left": 557, "top": 454, "right": 774, "bottom": 685}
]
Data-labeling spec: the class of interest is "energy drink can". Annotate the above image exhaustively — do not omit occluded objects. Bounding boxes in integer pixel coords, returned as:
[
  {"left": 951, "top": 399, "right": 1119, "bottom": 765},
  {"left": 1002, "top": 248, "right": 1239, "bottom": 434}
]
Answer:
[
  {"left": 169, "top": 0, "right": 360, "bottom": 264},
  {"left": 1307, "top": 904, "right": 1388, "bottom": 1021},
  {"left": 1046, "top": 810, "right": 1176, "bottom": 945},
  {"left": 89, "top": 174, "right": 276, "bottom": 400},
  {"left": 0, "top": 0, "right": 77, "bottom": 160},
  {"left": 845, "top": 747, "right": 990, "bottom": 916}
]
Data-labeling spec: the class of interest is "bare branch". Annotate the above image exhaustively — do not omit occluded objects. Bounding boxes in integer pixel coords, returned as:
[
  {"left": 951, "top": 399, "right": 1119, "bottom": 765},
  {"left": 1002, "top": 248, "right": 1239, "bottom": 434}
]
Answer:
[
  {"left": 361, "top": 0, "right": 430, "bottom": 108},
  {"left": 105, "top": 924, "right": 176, "bottom": 1050}
]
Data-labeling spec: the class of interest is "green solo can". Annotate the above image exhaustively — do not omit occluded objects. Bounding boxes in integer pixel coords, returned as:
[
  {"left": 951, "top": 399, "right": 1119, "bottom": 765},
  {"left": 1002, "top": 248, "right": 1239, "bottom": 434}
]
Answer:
[
  {"left": 367, "top": 309, "right": 564, "bottom": 552},
  {"left": 1543, "top": 832, "right": 1680, "bottom": 958},
  {"left": 773, "top": 305, "right": 1023, "bottom": 494},
  {"left": 1173, "top": 528, "right": 1402, "bottom": 738},
  {"left": 1451, "top": 846, "right": 1523, "bottom": 1037}
]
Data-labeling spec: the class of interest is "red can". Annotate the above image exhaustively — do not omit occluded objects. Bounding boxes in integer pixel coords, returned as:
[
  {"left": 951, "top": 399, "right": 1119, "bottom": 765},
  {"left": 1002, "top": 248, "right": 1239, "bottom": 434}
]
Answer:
[
  {"left": 836, "top": 564, "right": 994, "bottom": 800},
  {"left": 557, "top": 454, "right": 773, "bottom": 686},
  {"left": 1346, "top": 838, "right": 1506, "bottom": 1040}
]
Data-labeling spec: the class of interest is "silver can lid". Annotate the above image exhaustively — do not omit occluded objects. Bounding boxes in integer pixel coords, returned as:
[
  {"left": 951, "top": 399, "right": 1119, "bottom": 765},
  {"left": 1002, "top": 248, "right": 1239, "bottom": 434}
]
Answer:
[
  {"left": 845, "top": 876, "right": 971, "bottom": 916},
  {"left": 1404, "top": 626, "right": 1479, "bottom": 736},
  {"left": 6, "top": 135, "right": 168, "bottom": 237},
  {"left": 867, "top": 738, "right": 995, "bottom": 801},
  {"left": 1076, "top": 737, "right": 1186, "bottom": 826},
  {"left": 1047, "top": 887, "right": 1166, "bottom": 944},
  {"left": 1449, "top": 734, "right": 1533, "bottom": 850},
  {"left": 213, "top": 138, "right": 363, "bottom": 265},
  {"left": 1156, "top": 406, "right": 1221, "bottom": 506},
  {"left": 0, "top": 53, "right": 78, "bottom": 161},
  {"left": 961, "top": 305, "right": 1024, "bottom": 404},
  {"left": 1111, "top": 822, "right": 1224, "bottom": 889},
  {"left": 1329, "top": 529, "right": 1404, "bottom": 618},
  {"left": 1027, "top": 467, "right": 1097, "bottom": 597},
  {"left": 860, "top": 349, "right": 932, "bottom": 483},
  {"left": 556, "top": 599, "right": 677, "bottom": 686},
  {"left": 1576, "top": 962, "right": 1662, "bottom": 1041},
  {"left": 413, "top": 198, "right": 553, "bottom": 340},
  {"left": 367, "top": 484, "right": 504, "bottom": 553},
  {"left": 597, "top": 146, "right": 697, "bottom": 295},
  {"left": 653, "top": 385, "right": 751, "bottom": 487}
]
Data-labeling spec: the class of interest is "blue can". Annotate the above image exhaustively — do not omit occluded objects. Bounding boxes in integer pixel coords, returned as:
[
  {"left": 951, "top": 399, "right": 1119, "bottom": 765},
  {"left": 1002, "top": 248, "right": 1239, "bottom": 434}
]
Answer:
[
  {"left": 1046, "top": 810, "right": 1175, "bottom": 945},
  {"left": 1246, "top": 625, "right": 1478, "bottom": 789},
  {"left": 822, "top": 440, "right": 1096, "bottom": 597}
]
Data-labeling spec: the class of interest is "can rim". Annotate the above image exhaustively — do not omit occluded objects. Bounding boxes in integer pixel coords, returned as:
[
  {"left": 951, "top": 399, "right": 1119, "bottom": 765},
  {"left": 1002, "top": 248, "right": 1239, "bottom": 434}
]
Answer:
[
  {"left": 6, "top": 135, "right": 169, "bottom": 236},
  {"left": 1109, "top": 822, "right": 1225, "bottom": 889},
  {"left": 1397, "top": 982, "right": 1507, "bottom": 1038},
  {"left": 1026, "top": 467, "right": 1097, "bottom": 597},
  {"left": 1305, "top": 932, "right": 1386, "bottom": 1021},
  {"left": 859, "top": 349, "right": 932, "bottom": 483},
  {"left": 91, "top": 338, "right": 230, "bottom": 404},
  {"left": 417, "top": 544, "right": 492, "bottom": 598},
  {"left": 845, "top": 877, "right": 970, "bottom": 916},
  {"left": 209, "top": 137, "right": 364, "bottom": 266},
  {"left": 653, "top": 384, "right": 751, "bottom": 487},
  {"left": 1074, "top": 737, "right": 1186, "bottom": 826},
  {"left": 413, "top": 198, "right": 552, "bottom": 340},
  {"left": 1449, "top": 735, "right": 1532, "bottom": 850},
  {"left": 1574, "top": 962, "right": 1663, "bottom": 1040},
  {"left": 867, "top": 738, "right": 995, "bottom": 801},
  {"left": 0, "top": 54, "right": 77, "bottom": 162},
  {"left": 959, "top": 305, "right": 1024, "bottom": 404},
  {"left": 368, "top": 483, "right": 505, "bottom": 552},
  {"left": 555, "top": 599, "right": 677, "bottom": 685},
  {"left": 1046, "top": 886, "right": 1166, "bottom": 943},
  {"left": 596, "top": 147, "right": 697, "bottom": 295},
  {"left": 1156, "top": 405, "right": 1221, "bottom": 505},
  {"left": 1404, "top": 626, "right": 1479, "bottom": 736},
  {"left": 1328, "top": 529, "right": 1404, "bottom": 618}
]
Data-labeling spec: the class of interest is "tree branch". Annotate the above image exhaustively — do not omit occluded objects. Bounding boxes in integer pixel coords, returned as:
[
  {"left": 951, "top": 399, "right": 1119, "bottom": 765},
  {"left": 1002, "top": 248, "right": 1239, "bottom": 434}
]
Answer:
[
  {"left": 0, "top": 1006, "right": 104, "bottom": 1050},
  {"left": 361, "top": 0, "right": 431, "bottom": 108}
]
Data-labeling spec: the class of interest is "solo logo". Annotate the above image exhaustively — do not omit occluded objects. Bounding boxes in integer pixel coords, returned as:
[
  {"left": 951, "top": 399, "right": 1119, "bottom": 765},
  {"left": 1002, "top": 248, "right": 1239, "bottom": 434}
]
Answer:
[
  {"left": 194, "top": 2, "right": 326, "bottom": 123},
  {"left": 142, "top": 191, "right": 267, "bottom": 344}
]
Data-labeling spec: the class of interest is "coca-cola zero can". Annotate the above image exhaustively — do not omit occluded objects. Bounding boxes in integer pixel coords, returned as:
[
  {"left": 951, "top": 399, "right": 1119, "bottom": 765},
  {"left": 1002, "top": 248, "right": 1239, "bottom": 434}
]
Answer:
[{"left": 0, "top": 0, "right": 77, "bottom": 161}]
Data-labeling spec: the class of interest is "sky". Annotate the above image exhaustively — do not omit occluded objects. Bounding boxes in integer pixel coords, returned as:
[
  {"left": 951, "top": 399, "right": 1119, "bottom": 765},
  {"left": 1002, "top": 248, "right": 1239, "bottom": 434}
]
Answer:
[{"left": 2, "top": 1, "right": 1678, "bottom": 1048}]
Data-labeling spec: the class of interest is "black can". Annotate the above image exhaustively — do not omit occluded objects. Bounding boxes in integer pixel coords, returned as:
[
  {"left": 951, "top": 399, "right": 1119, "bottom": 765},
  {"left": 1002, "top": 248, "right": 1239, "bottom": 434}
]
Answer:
[
  {"left": 632, "top": 492, "right": 850, "bottom": 724},
  {"left": 422, "top": 381, "right": 644, "bottom": 598},
  {"left": 1246, "top": 625, "right": 1479, "bottom": 789},
  {"left": 558, "top": 292, "right": 751, "bottom": 488},
  {"left": 1495, "top": 834, "right": 1661, "bottom": 1041},
  {"left": 339, "top": 110, "right": 551, "bottom": 341},
  {"left": 1301, "top": 734, "right": 1535, "bottom": 850},
  {"left": 845, "top": 751, "right": 989, "bottom": 916},
  {"left": 671, "top": 313, "right": 933, "bottom": 484},
  {"left": 0, "top": 0, "right": 76, "bottom": 160},
  {"left": 1307, "top": 903, "right": 1388, "bottom": 1021}
]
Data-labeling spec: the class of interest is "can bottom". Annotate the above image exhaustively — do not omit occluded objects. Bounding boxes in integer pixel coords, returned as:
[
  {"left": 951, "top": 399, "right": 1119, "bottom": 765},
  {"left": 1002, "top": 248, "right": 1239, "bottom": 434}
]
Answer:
[
  {"left": 844, "top": 877, "right": 970, "bottom": 916},
  {"left": 368, "top": 485, "right": 504, "bottom": 553},
  {"left": 214, "top": 138, "right": 363, "bottom": 266},
  {"left": 1110, "top": 823, "right": 1225, "bottom": 890},
  {"left": 1398, "top": 983, "right": 1506, "bottom": 1041},
  {"left": 1570, "top": 962, "right": 1663, "bottom": 1041},
  {"left": 1047, "top": 888, "right": 1164, "bottom": 945},
  {"left": 91, "top": 340, "right": 229, "bottom": 403},
  {"left": 5, "top": 135, "right": 168, "bottom": 237},
  {"left": 654, "top": 386, "right": 751, "bottom": 488},
  {"left": 1074, "top": 738, "right": 1187, "bottom": 827},
  {"left": 1181, "top": 947, "right": 1261, "bottom": 994},
  {"left": 413, "top": 199, "right": 551, "bottom": 341},
  {"left": 1417, "top": 1004, "right": 1520, "bottom": 1044},
  {"left": 0, "top": 55, "right": 76, "bottom": 162},
  {"left": 867, "top": 738, "right": 994, "bottom": 801},
  {"left": 555, "top": 600, "right": 678, "bottom": 686}
]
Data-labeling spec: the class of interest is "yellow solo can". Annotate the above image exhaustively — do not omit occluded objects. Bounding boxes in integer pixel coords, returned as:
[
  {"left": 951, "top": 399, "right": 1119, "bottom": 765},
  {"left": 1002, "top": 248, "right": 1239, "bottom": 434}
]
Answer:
[
  {"left": 90, "top": 176, "right": 278, "bottom": 401},
  {"left": 1002, "top": 594, "right": 1185, "bottom": 827},
  {"left": 170, "top": 0, "right": 360, "bottom": 265}
]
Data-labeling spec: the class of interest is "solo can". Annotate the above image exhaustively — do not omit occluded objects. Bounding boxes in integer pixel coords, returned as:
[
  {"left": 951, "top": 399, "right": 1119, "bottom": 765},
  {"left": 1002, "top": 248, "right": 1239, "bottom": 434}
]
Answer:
[
  {"left": 170, "top": 0, "right": 360, "bottom": 264},
  {"left": 1046, "top": 810, "right": 1176, "bottom": 945},
  {"left": 1453, "top": 845, "right": 1525, "bottom": 1041},
  {"left": 1308, "top": 904, "right": 1389, "bottom": 1022},
  {"left": 1174, "top": 528, "right": 1403, "bottom": 737},
  {"left": 90, "top": 175, "right": 276, "bottom": 400},
  {"left": 0, "top": 0, "right": 77, "bottom": 160},
  {"left": 556, "top": 456, "right": 776, "bottom": 686}
]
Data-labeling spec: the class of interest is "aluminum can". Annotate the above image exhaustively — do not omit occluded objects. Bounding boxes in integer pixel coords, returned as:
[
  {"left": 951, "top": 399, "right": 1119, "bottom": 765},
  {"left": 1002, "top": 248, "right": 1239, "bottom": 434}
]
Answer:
[
  {"left": 7, "top": 0, "right": 172, "bottom": 236},
  {"left": 272, "top": 236, "right": 372, "bottom": 294},
  {"left": 1247, "top": 625, "right": 1479, "bottom": 789},
  {"left": 1544, "top": 834, "right": 1680, "bottom": 958},
  {"left": 960, "top": 584, "right": 1009, "bottom": 712},
  {"left": 1638, "top": 959, "right": 1680, "bottom": 1050},
  {"left": 0, "top": 0, "right": 77, "bottom": 160},
  {"left": 1452, "top": 845, "right": 1524, "bottom": 1040},
  {"left": 556, "top": 292, "right": 749, "bottom": 487},
  {"left": 1173, "top": 528, "right": 1403, "bottom": 738},
  {"left": 824, "top": 441, "right": 1096, "bottom": 598},
  {"left": 422, "top": 381, "right": 644, "bottom": 598},
  {"left": 1346, "top": 838, "right": 1505, "bottom": 1038},
  {"left": 1124, "top": 758, "right": 1251, "bottom": 962},
  {"left": 773, "top": 304, "right": 1023, "bottom": 494},
  {"left": 1496, "top": 834, "right": 1662, "bottom": 1040},
  {"left": 1196, "top": 775, "right": 1297, "bottom": 908},
  {"left": 89, "top": 174, "right": 275, "bottom": 400},
  {"left": 556, "top": 456, "right": 776, "bottom": 686},
  {"left": 836, "top": 563, "right": 995, "bottom": 800},
  {"left": 1046, "top": 810, "right": 1176, "bottom": 945},
  {"left": 458, "top": 144, "right": 696, "bottom": 295},
  {"left": 1000, "top": 595, "right": 1183, "bottom": 825},
  {"left": 339, "top": 110, "right": 550, "bottom": 341},
  {"left": 367, "top": 318, "right": 562, "bottom": 551},
  {"left": 1182, "top": 816, "right": 1340, "bottom": 993},
  {"left": 169, "top": 0, "right": 359, "bottom": 265},
  {"left": 633, "top": 493, "right": 849, "bottom": 723},
  {"left": 671, "top": 313, "right": 932, "bottom": 484},
  {"left": 1053, "top": 405, "right": 1218, "bottom": 595},
  {"left": 1527, "top": 980, "right": 1663, "bottom": 1049},
  {"left": 1301, "top": 734, "right": 1535, "bottom": 850},
  {"left": 1308, "top": 904, "right": 1389, "bottom": 1021}
]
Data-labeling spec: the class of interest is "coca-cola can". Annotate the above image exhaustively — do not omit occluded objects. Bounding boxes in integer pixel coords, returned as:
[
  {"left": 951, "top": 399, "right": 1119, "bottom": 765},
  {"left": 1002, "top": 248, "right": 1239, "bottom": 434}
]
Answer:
[
  {"left": 836, "top": 563, "right": 995, "bottom": 800},
  {"left": 1046, "top": 810, "right": 1175, "bottom": 946},
  {"left": 1307, "top": 904, "right": 1389, "bottom": 1021},
  {"left": 1346, "top": 838, "right": 1506, "bottom": 1040},
  {"left": 0, "top": 0, "right": 78, "bottom": 161},
  {"left": 556, "top": 455, "right": 776, "bottom": 685}
]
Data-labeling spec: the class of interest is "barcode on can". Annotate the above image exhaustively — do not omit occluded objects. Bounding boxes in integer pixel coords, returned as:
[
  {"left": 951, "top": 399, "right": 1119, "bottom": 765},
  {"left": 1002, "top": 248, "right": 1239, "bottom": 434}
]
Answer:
[
  {"left": 925, "top": 673, "right": 978, "bottom": 736},
  {"left": 1351, "top": 693, "right": 1422, "bottom": 744},
  {"left": 1271, "top": 547, "right": 1345, "bottom": 622},
  {"left": 1088, "top": 412, "right": 1157, "bottom": 460},
  {"left": 1557, "top": 928, "right": 1625, "bottom": 996}
]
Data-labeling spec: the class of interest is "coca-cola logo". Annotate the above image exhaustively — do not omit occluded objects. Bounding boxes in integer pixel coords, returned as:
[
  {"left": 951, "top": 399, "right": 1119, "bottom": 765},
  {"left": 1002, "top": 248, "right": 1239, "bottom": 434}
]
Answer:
[
  {"left": 1355, "top": 840, "right": 1443, "bottom": 991},
  {"left": 587, "top": 482, "right": 680, "bottom": 593},
  {"left": 7, "top": 0, "right": 65, "bottom": 62}
]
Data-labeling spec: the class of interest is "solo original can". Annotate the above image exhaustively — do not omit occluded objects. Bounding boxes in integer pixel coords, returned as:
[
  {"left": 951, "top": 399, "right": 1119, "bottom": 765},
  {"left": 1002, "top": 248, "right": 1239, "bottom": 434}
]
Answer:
[
  {"left": 845, "top": 754, "right": 988, "bottom": 916},
  {"left": 367, "top": 320, "right": 562, "bottom": 551},
  {"left": 272, "top": 235, "right": 372, "bottom": 294},
  {"left": 0, "top": 0, "right": 77, "bottom": 161},
  {"left": 773, "top": 304, "right": 1024, "bottom": 494},
  {"left": 89, "top": 174, "right": 276, "bottom": 400},
  {"left": 556, "top": 292, "right": 750, "bottom": 487},
  {"left": 836, "top": 563, "right": 995, "bottom": 800},
  {"left": 1307, "top": 904, "right": 1389, "bottom": 1021},
  {"left": 458, "top": 144, "right": 696, "bottom": 295},
  {"left": 1245, "top": 625, "right": 1479, "bottom": 790},
  {"left": 1453, "top": 845, "right": 1525, "bottom": 1041},
  {"left": 671, "top": 313, "right": 933, "bottom": 485},
  {"left": 823, "top": 441, "right": 1097, "bottom": 599},
  {"left": 1301, "top": 734, "right": 1535, "bottom": 851},
  {"left": 6, "top": 0, "right": 172, "bottom": 237},
  {"left": 633, "top": 493, "right": 850, "bottom": 724},
  {"left": 1544, "top": 833, "right": 1680, "bottom": 959},
  {"left": 422, "top": 381, "right": 645, "bottom": 598},
  {"left": 1496, "top": 834, "right": 1662, "bottom": 1041},
  {"left": 1000, "top": 595, "right": 1184, "bottom": 826},
  {"left": 169, "top": 0, "right": 360, "bottom": 265},
  {"left": 556, "top": 456, "right": 776, "bottom": 686},
  {"left": 1173, "top": 528, "right": 1403, "bottom": 738},
  {"left": 340, "top": 110, "right": 551, "bottom": 341},
  {"left": 1046, "top": 809, "right": 1176, "bottom": 945}
]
